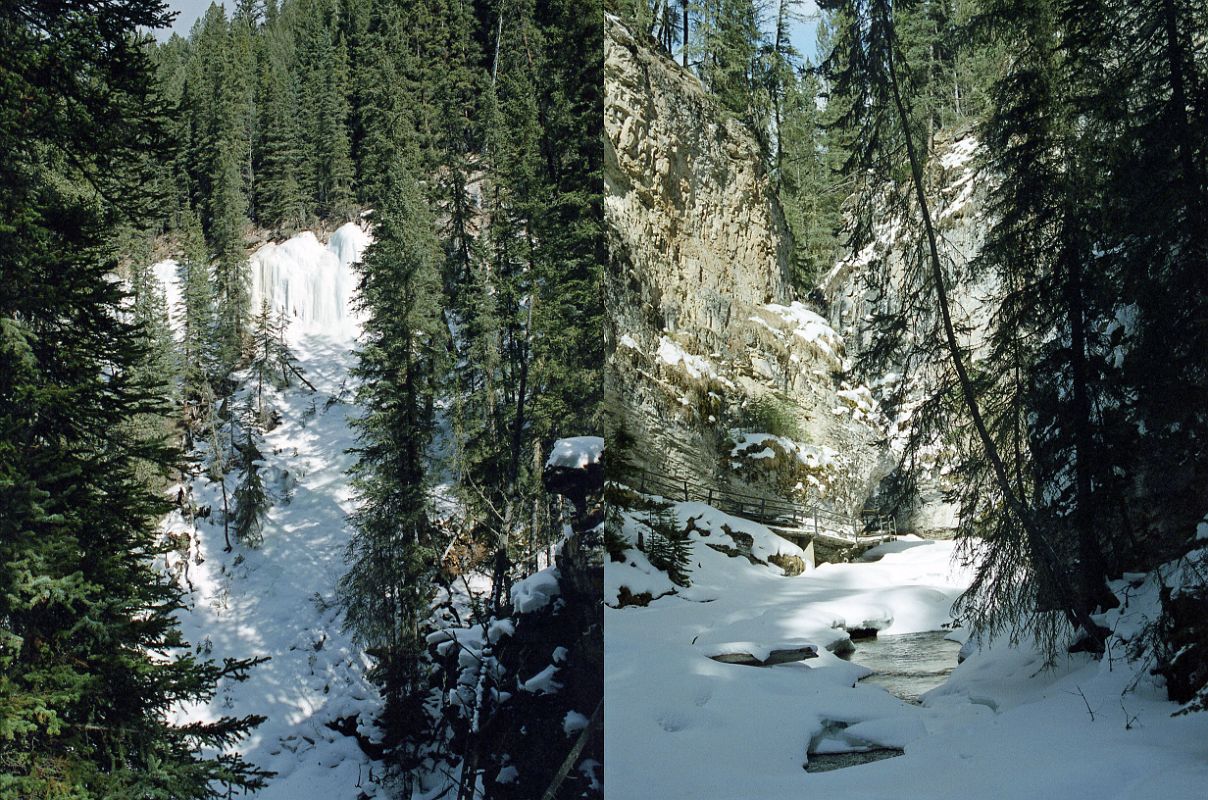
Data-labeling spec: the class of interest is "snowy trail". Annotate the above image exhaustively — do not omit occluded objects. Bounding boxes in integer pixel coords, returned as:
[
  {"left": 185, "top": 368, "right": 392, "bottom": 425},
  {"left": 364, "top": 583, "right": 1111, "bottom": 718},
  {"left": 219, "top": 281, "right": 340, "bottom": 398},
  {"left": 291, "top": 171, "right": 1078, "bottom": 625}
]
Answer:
[{"left": 606, "top": 504, "right": 1208, "bottom": 800}]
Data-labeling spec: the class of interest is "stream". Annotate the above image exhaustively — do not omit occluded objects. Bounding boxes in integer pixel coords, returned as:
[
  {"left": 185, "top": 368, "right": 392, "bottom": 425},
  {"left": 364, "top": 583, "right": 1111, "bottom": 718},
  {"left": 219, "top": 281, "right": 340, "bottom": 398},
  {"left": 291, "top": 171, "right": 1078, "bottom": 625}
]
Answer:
[
  {"left": 806, "top": 630, "right": 963, "bottom": 772},
  {"left": 841, "top": 630, "right": 964, "bottom": 703}
]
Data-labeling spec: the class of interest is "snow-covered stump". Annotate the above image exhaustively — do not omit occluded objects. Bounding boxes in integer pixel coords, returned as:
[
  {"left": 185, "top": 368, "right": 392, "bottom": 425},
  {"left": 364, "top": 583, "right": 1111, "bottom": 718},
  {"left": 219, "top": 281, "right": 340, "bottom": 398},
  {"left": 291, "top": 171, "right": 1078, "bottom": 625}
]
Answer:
[
  {"left": 472, "top": 437, "right": 605, "bottom": 800},
  {"left": 545, "top": 436, "right": 605, "bottom": 600},
  {"left": 540, "top": 436, "right": 604, "bottom": 797}
]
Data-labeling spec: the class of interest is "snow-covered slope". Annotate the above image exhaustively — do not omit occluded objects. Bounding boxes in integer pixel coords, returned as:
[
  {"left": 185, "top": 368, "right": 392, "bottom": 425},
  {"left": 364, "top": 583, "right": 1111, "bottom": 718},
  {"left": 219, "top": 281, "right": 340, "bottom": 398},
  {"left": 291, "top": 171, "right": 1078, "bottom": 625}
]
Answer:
[
  {"left": 158, "top": 227, "right": 389, "bottom": 799},
  {"left": 606, "top": 500, "right": 1208, "bottom": 800}
]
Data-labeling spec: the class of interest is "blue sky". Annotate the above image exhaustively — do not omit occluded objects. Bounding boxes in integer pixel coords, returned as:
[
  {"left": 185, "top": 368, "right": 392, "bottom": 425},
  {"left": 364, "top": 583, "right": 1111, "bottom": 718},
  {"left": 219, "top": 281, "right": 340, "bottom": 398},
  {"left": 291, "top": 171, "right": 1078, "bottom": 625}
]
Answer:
[
  {"left": 158, "top": 0, "right": 216, "bottom": 41},
  {"left": 790, "top": 10, "right": 823, "bottom": 66}
]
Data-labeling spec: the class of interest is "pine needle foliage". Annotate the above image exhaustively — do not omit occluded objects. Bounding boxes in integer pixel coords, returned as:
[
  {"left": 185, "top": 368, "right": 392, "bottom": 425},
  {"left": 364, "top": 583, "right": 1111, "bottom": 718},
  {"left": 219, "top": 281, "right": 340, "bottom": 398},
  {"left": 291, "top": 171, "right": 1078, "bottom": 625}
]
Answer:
[
  {"left": 0, "top": 2, "right": 268, "bottom": 796},
  {"left": 338, "top": 161, "right": 447, "bottom": 756}
]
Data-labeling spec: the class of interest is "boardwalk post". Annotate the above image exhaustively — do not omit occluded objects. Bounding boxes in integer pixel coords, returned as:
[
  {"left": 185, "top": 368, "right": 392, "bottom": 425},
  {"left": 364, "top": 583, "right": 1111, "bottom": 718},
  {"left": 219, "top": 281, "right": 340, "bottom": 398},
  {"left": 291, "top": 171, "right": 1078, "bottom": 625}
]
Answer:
[
  {"left": 814, "top": 512, "right": 819, "bottom": 537},
  {"left": 707, "top": 488, "right": 713, "bottom": 506},
  {"left": 759, "top": 497, "right": 765, "bottom": 520},
  {"left": 683, "top": 478, "right": 689, "bottom": 501}
]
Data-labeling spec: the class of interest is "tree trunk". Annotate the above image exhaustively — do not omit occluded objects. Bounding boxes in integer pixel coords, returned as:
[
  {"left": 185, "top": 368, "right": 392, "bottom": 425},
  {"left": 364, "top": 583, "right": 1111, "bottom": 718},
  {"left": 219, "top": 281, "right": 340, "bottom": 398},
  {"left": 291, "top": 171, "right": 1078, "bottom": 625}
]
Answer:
[
  {"left": 1060, "top": 211, "right": 1115, "bottom": 613},
  {"left": 681, "top": 0, "right": 689, "bottom": 68},
  {"left": 1160, "top": 0, "right": 1204, "bottom": 242},
  {"left": 221, "top": 471, "right": 232, "bottom": 552},
  {"left": 881, "top": 11, "right": 1103, "bottom": 646}
]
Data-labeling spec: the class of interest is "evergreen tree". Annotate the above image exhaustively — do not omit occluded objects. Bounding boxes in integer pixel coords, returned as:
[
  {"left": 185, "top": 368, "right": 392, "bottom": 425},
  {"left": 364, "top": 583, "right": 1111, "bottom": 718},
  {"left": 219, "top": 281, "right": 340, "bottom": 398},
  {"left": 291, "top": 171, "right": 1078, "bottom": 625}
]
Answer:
[
  {"left": 126, "top": 258, "right": 182, "bottom": 488},
  {"left": 349, "top": 1, "right": 410, "bottom": 209},
  {"left": 338, "top": 161, "right": 446, "bottom": 764},
  {"left": 766, "top": 0, "right": 805, "bottom": 176},
  {"left": 645, "top": 506, "right": 693, "bottom": 586},
  {"left": 0, "top": 2, "right": 266, "bottom": 795},
  {"left": 473, "top": 0, "right": 547, "bottom": 598},
  {"left": 248, "top": 298, "right": 304, "bottom": 423},
  {"left": 1076, "top": 0, "right": 1208, "bottom": 554},
  {"left": 528, "top": 0, "right": 606, "bottom": 442},
  {"left": 955, "top": 0, "right": 1123, "bottom": 640},
  {"left": 314, "top": 30, "right": 357, "bottom": 219},
  {"left": 256, "top": 39, "right": 309, "bottom": 231},
  {"left": 696, "top": 0, "right": 770, "bottom": 151},
  {"left": 777, "top": 64, "right": 843, "bottom": 289},
  {"left": 232, "top": 409, "right": 269, "bottom": 547},
  {"left": 211, "top": 144, "right": 251, "bottom": 374},
  {"left": 178, "top": 206, "right": 217, "bottom": 433}
]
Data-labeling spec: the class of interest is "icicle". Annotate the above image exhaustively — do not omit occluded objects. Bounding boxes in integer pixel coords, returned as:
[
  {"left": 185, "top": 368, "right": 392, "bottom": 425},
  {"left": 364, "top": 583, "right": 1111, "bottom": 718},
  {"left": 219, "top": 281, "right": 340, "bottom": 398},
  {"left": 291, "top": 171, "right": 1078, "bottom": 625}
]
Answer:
[{"left": 249, "top": 224, "right": 373, "bottom": 340}]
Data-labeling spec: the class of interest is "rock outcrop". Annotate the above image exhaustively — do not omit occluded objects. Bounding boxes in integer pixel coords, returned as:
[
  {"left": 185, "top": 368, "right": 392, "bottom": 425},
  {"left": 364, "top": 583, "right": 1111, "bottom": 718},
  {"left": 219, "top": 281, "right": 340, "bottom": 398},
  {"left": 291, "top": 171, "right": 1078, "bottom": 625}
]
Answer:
[
  {"left": 605, "top": 14, "right": 888, "bottom": 518},
  {"left": 819, "top": 131, "right": 992, "bottom": 535}
]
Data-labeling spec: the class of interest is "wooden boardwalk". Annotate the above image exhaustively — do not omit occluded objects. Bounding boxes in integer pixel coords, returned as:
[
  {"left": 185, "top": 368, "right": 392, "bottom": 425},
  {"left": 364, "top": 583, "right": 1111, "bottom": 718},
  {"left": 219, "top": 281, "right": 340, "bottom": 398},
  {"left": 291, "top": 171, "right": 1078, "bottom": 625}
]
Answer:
[{"left": 626, "top": 468, "right": 897, "bottom": 550}]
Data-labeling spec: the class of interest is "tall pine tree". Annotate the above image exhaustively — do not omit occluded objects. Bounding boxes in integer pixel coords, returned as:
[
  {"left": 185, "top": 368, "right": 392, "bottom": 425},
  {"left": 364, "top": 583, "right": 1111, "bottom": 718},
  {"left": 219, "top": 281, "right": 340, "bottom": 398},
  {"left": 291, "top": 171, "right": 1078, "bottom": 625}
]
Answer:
[
  {"left": 0, "top": 2, "right": 266, "bottom": 796},
  {"left": 338, "top": 160, "right": 447, "bottom": 769}
]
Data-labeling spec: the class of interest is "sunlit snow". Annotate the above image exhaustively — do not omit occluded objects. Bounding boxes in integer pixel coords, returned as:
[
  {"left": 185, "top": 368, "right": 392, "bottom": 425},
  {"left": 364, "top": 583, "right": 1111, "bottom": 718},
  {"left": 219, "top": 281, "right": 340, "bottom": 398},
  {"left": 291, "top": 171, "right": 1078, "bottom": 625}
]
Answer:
[{"left": 156, "top": 228, "right": 392, "bottom": 799}]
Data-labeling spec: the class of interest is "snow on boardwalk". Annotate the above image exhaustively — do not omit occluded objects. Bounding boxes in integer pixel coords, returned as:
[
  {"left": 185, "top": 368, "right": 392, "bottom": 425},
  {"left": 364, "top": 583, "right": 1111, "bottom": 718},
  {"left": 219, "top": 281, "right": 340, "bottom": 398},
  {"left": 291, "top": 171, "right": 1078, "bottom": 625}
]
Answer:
[{"left": 605, "top": 504, "right": 1208, "bottom": 800}]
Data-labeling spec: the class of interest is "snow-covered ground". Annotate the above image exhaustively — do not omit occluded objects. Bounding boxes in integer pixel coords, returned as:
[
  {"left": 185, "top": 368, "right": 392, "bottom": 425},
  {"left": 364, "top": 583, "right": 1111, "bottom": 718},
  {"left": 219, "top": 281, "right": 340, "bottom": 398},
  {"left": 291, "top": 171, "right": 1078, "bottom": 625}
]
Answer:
[
  {"left": 158, "top": 227, "right": 391, "bottom": 799},
  {"left": 605, "top": 502, "right": 1208, "bottom": 799}
]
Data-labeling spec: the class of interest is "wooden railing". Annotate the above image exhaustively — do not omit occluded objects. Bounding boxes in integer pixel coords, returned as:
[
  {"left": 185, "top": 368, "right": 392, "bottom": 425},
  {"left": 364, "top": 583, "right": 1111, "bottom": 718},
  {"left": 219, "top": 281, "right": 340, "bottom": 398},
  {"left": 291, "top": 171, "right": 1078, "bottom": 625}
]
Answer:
[{"left": 621, "top": 468, "right": 896, "bottom": 544}]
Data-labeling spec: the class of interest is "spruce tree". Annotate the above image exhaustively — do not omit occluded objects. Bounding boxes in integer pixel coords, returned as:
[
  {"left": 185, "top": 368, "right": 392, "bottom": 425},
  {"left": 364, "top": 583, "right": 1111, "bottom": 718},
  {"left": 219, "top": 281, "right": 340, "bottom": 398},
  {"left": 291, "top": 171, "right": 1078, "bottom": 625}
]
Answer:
[
  {"left": 178, "top": 206, "right": 217, "bottom": 434},
  {"left": 314, "top": 31, "right": 357, "bottom": 219},
  {"left": 126, "top": 257, "right": 182, "bottom": 489},
  {"left": 474, "top": 0, "right": 547, "bottom": 598},
  {"left": 256, "top": 41, "right": 309, "bottom": 231},
  {"left": 248, "top": 298, "right": 304, "bottom": 424},
  {"left": 695, "top": 0, "right": 770, "bottom": 150},
  {"left": 818, "top": 0, "right": 1126, "bottom": 650},
  {"left": 0, "top": 2, "right": 266, "bottom": 796},
  {"left": 777, "top": 64, "right": 842, "bottom": 290},
  {"left": 211, "top": 144, "right": 251, "bottom": 374},
  {"left": 349, "top": 1, "right": 410, "bottom": 209},
  {"left": 232, "top": 408, "right": 269, "bottom": 547},
  {"left": 338, "top": 161, "right": 446, "bottom": 762}
]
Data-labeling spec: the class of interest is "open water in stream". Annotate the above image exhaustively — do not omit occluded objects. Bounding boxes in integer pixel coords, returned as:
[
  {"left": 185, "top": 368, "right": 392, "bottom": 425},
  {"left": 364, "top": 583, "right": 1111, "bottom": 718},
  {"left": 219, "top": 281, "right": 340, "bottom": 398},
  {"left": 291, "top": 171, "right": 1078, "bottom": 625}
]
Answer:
[
  {"left": 806, "top": 631, "right": 964, "bottom": 772},
  {"left": 843, "top": 630, "right": 964, "bottom": 703}
]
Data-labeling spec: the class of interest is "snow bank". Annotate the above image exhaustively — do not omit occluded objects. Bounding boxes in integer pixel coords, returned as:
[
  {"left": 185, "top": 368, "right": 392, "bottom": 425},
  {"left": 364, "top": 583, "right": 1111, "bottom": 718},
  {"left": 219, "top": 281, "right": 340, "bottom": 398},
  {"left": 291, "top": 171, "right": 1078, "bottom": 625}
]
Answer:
[
  {"left": 607, "top": 498, "right": 1208, "bottom": 800},
  {"left": 167, "top": 330, "right": 389, "bottom": 798},
  {"left": 512, "top": 568, "right": 562, "bottom": 614},
  {"left": 606, "top": 501, "right": 810, "bottom": 606}
]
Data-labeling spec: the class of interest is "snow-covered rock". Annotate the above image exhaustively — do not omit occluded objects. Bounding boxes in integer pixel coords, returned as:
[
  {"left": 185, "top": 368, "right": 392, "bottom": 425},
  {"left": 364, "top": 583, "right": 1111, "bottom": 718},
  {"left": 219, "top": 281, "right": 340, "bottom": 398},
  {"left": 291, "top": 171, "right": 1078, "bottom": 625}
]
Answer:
[{"left": 545, "top": 436, "right": 604, "bottom": 470}]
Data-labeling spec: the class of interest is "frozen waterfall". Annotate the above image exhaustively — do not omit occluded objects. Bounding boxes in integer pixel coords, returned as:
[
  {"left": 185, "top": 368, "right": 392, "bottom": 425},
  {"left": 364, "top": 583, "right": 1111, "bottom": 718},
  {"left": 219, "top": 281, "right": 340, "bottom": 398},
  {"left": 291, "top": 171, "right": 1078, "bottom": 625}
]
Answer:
[
  {"left": 148, "top": 222, "right": 372, "bottom": 343},
  {"left": 249, "top": 222, "right": 372, "bottom": 340}
]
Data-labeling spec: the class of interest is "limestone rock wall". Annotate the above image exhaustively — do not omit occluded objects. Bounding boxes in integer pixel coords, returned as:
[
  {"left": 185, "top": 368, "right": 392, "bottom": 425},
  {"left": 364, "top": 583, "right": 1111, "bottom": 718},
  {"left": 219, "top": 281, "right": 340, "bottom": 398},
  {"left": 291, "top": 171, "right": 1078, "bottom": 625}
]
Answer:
[
  {"left": 605, "top": 14, "right": 889, "bottom": 518},
  {"left": 819, "top": 131, "right": 993, "bottom": 535}
]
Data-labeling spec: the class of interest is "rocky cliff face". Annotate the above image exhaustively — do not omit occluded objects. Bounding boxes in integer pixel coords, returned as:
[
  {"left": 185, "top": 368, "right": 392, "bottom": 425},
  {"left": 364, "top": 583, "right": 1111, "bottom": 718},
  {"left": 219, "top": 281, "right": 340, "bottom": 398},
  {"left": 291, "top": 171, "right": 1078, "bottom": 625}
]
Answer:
[
  {"left": 819, "top": 132, "right": 993, "bottom": 535},
  {"left": 604, "top": 14, "right": 888, "bottom": 519}
]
